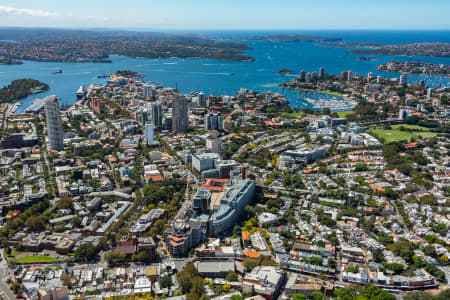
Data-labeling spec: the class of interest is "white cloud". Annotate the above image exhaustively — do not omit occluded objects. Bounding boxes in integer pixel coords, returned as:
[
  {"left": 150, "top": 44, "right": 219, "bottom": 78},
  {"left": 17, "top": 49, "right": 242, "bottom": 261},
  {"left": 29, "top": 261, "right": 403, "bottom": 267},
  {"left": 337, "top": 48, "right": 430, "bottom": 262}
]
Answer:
[
  {"left": 0, "top": 5, "right": 108, "bottom": 24},
  {"left": 0, "top": 5, "right": 57, "bottom": 18}
]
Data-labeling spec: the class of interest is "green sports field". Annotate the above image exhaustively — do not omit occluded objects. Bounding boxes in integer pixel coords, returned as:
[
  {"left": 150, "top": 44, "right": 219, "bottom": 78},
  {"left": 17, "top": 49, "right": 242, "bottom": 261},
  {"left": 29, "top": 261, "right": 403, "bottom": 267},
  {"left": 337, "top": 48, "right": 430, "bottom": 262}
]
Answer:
[
  {"left": 337, "top": 111, "right": 354, "bottom": 118},
  {"left": 282, "top": 112, "right": 304, "bottom": 119},
  {"left": 10, "top": 255, "right": 58, "bottom": 264},
  {"left": 390, "top": 124, "right": 431, "bottom": 131},
  {"left": 368, "top": 129, "right": 436, "bottom": 143}
]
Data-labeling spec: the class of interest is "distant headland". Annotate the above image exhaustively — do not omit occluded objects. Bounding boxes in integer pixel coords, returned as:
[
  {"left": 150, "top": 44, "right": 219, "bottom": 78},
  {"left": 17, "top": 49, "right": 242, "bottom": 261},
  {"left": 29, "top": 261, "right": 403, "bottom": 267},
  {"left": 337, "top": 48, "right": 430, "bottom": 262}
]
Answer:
[
  {"left": 232, "top": 35, "right": 342, "bottom": 42},
  {"left": 0, "top": 79, "right": 49, "bottom": 103}
]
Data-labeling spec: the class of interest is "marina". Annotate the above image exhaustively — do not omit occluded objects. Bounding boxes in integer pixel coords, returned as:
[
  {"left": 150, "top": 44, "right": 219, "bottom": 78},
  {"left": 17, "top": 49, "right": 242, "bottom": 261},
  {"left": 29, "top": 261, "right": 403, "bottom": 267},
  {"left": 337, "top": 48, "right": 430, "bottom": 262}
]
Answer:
[
  {"left": 23, "top": 98, "right": 46, "bottom": 114},
  {"left": 305, "top": 97, "right": 355, "bottom": 112}
]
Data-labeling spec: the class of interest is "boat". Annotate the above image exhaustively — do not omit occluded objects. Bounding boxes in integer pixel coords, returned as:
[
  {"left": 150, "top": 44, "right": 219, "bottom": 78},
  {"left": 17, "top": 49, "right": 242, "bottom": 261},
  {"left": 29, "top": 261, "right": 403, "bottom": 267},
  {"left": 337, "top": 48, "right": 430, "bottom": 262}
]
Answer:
[
  {"left": 52, "top": 69, "right": 62, "bottom": 74},
  {"left": 76, "top": 85, "right": 87, "bottom": 99},
  {"left": 96, "top": 75, "right": 108, "bottom": 78},
  {"left": 11, "top": 102, "right": 21, "bottom": 113}
]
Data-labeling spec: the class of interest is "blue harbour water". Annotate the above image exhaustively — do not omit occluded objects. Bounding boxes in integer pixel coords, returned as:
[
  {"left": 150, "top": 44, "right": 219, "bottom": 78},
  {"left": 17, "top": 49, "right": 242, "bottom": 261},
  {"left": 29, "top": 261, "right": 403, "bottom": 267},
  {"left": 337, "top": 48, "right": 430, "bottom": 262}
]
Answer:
[{"left": 0, "top": 30, "right": 449, "bottom": 113}]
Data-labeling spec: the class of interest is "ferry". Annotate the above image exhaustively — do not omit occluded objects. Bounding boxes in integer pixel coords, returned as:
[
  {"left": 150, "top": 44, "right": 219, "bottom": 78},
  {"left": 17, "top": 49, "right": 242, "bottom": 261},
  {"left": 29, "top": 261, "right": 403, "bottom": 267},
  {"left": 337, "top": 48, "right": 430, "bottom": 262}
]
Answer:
[{"left": 76, "top": 85, "right": 87, "bottom": 99}]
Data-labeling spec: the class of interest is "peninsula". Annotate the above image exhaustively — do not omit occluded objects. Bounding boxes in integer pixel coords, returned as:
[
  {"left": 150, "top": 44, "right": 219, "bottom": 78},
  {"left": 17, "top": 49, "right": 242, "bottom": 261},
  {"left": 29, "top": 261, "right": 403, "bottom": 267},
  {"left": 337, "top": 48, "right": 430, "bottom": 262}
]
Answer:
[
  {"left": 319, "top": 42, "right": 381, "bottom": 48},
  {"left": 0, "top": 28, "right": 255, "bottom": 63},
  {"left": 233, "top": 34, "right": 341, "bottom": 42},
  {"left": 0, "top": 40, "right": 254, "bottom": 63},
  {"left": 347, "top": 42, "right": 450, "bottom": 58},
  {"left": 376, "top": 60, "right": 450, "bottom": 76},
  {"left": 0, "top": 79, "right": 49, "bottom": 103},
  {"left": 115, "top": 70, "right": 144, "bottom": 78}
]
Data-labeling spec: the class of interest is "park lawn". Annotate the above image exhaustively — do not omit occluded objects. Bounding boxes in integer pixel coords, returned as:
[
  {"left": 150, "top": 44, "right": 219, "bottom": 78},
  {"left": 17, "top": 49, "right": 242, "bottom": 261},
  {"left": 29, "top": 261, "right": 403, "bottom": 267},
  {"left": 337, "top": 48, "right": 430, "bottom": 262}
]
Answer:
[
  {"left": 11, "top": 255, "right": 58, "bottom": 264},
  {"left": 317, "top": 90, "right": 345, "bottom": 97},
  {"left": 368, "top": 129, "right": 436, "bottom": 144},
  {"left": 283, "top": 112, "right": 304, "bottom": 119},
  {"left": 297, "top": 88, "right": 344, "bottom": 97},
  {"left": 12, "top": 249, "right": 25, "bottom": 257},
  {"left": 391, "top": 124, "right": 431, "bottom": 131},
  {"left": 337, "top": 111, "right": 354, "bottom": 118}
]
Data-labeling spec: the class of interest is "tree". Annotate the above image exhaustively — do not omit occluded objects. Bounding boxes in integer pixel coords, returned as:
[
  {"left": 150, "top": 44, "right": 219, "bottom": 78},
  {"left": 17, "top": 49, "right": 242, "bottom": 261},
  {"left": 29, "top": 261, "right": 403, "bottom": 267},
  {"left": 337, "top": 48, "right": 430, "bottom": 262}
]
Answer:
[
  {"left": 334, "top": 284, "right": 395, "bottom": 300},
  {"left": 104, "top": 250, "right": 127, "bottom": 265},
  {"left": 225, "top": 271, "right": 238, "bottom": 281},
  {"left": 317, "top": 212, "right": 335, "bottom": 227},
  {"left": 74, "top": 242, "right": 98, "bottom": 263},
  {"left": 354, "top": 163, "right": 369, "bottom": 172},
  {"left": 309, "top": 256, "right": 323, "bottom": 266},
  {"left": 403, "top": 291, "right": 434, "bottom": 300},
  {"left": 423, "top": 245, "right": 437, "bottom": 258},
  {"left": 328, "top": 257, "right": 337, "bottom": 269},
  {"left": 10, "top": 282, "right": 21, "bottom": 294},
  {"left": 292, "top": 294, "right": 307, "bottom": 300},
  {"left": 311, "top": 291, "right": 324, "bottom": 300},
  {"left": 132, "top": 251, "right": 150, "bottom": 263},
  {"left": 191, "top": 276, "right": 204, "bottom": 296},
  {"left": 25, "top": 216, "right": 45, "bottom": 231},
  {"left": 230, "top": 296, "right": 244, "bottom": 300},
  {"left": 388, "top": 241, "right": 415, "bottom": 262},
  {"left": 177, "top": 262, "right": 200, "bottom": 294},
  {"left": 186, "top": 292, "right": 200, "bottom": 300},
  {"left": 434, "top": 223, "right": 447, "bottom": 236},
  {"left": 438, "top": 255, "right": 448, "bottom": 264},
  {"left": 347, "top": 265, "right": 359, "bottom": 273},
  {"left": 61, "top": 273, "right": 75, "bottom": 288},
  {"left": 177, "top": 270, "right": 193, "bottom": 294},
  {"left": 57, "top": 197, "right": 73, "bottom": 209},
  {"left": 149, "top": 219, "right": 166, "bottom": 238},
  {"left": 386, "top": 263, "right": 404, "bottom": 275},
  {"left": 243, "top": 258, "right": 259, "bottom": 272},
  {"left": 435, "top": 289, "right": 450, "bottom": 300},
  {"left": 159, "top": 275, "right": 172, "bottom": 289},
  {"left": 71, "top": 215, "right": 82, "bottom": 228},
  {"left": 372, "top": 248, "right": 385, "bottom": 263},
  {"left": 360, "top": 284, "right": 395, "bottom": 300}
]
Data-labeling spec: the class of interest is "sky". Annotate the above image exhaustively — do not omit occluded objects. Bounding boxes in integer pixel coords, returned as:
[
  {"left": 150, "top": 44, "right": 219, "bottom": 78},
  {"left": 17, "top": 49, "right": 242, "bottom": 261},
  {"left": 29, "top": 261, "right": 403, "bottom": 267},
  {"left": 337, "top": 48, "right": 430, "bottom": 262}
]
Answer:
[{"left": 0, "top": 0, "right": 449, "bottom": 30}]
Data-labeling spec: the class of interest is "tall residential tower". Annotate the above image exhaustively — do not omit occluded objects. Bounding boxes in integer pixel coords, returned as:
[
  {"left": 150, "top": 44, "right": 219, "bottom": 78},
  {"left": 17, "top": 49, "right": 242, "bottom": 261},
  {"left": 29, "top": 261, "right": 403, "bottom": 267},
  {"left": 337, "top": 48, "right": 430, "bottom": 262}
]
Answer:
[
  {"left": 44, "top": 95, "right": 64, "bottom": 151},
  {"left": 172, "top": 95, "right": 189, "bottom": 133},
  {"left": 152, "top": 102, "right": 162, "bottom": 130}
]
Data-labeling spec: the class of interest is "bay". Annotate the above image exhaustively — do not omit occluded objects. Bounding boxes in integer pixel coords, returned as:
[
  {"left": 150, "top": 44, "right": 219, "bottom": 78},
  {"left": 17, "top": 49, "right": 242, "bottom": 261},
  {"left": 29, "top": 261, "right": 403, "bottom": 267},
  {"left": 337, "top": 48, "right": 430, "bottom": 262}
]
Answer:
[{"left": 0, "top": 30, "right": 449, "bottom": 113}]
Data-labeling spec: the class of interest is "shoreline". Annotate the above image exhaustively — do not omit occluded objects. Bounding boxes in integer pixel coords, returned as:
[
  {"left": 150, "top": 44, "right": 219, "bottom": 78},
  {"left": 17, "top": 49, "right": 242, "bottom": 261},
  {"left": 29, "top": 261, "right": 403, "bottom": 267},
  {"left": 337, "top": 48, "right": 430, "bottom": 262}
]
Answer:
[{"left": 280, "top": 86, "right": 345, "bottom": 97}]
